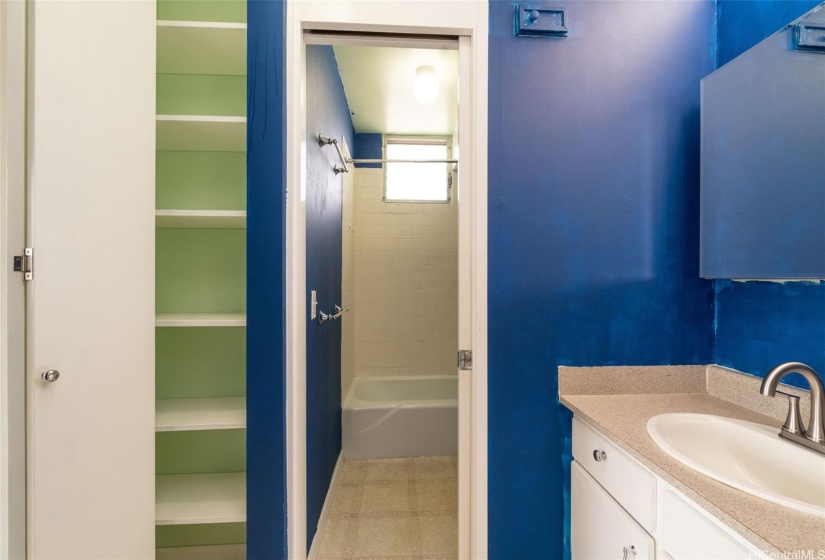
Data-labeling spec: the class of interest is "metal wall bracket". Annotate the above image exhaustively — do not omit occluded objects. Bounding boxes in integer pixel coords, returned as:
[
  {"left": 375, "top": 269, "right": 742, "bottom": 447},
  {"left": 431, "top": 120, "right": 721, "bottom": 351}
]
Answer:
[
  {"left": 515, "top": 4, "right": 568, "bottom": 37},
  {"left": 793, "top": 22, "right": 825, "bottom": 53},
  {"left": 319, "top": 134, "right": 350, "bottom": 174},
  {"left": 13, "top": 247, "right": 32, "bottom": 280},
  {"left": 458, "top": 349, "right": 473, "bottom": 371}
]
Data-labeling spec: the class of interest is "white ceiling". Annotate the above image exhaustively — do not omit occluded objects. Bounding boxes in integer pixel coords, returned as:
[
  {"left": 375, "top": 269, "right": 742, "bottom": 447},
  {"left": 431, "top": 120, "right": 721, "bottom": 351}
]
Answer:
[{"left": 332, "top": 45, "right": 458, "bottom": 136}]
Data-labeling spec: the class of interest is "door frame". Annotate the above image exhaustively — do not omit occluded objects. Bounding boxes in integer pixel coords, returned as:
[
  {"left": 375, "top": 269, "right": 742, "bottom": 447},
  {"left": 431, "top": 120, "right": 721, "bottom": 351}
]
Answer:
[
  {"left": 0, "top": 0, "right": 27, "bottom": 556},
  {"left": 284, "top": 2, "right": 488, "bottom": 558}
]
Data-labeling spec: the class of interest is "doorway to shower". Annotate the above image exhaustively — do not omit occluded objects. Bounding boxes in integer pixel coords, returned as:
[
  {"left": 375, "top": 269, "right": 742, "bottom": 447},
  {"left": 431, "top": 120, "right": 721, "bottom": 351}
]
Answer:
[{"left": 283, "top": 8, "right": 489, "bottom": 557}]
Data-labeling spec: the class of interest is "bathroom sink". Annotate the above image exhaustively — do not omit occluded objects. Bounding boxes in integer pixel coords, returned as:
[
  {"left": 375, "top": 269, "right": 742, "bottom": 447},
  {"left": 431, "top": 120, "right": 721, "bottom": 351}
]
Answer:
[{"left": 647, "top": 413, "right": 825, "bottom": 518}]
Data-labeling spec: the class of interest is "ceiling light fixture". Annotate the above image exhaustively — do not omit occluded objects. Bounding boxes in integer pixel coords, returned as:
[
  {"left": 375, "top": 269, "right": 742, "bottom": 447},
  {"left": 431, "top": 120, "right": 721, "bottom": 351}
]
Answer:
[{"left": 413, "top": 65, "right": 438, "bottom": 104}]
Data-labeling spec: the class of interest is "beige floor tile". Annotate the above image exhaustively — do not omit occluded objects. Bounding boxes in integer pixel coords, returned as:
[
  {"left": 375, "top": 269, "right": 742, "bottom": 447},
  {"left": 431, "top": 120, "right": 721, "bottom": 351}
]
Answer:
[
  {"left": 414, "top": 456, "right": 457, "bottom": 480},
  {"left": 364, "top": 458, "right": 414, "bottom": 481},
  {"left": 360, "top": 482, "right": 413, "bottom": 513},
  {"left": 419, "top": 516, "right": 458, "bottom": 555},
  {"left": 339, "top": 460, "right": 367, "bottom": 483},
  {"left": 317, "top": 518, "right": 351, "bottom": 559},
  {"left": 352, "top": 517, "right": 416, "bottom": 557},
  {"left": 331, "top": 484, "right": 361, "bottom": 513},
  {"left": 415, "top": 480, "right": 457, "bottom": 511}
]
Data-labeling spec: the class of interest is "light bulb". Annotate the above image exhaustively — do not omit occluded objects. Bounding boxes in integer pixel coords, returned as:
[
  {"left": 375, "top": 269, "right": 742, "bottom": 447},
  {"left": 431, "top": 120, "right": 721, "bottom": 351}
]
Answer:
[{"left": 413, "top": 65, "right": 438, "bottom": 104}]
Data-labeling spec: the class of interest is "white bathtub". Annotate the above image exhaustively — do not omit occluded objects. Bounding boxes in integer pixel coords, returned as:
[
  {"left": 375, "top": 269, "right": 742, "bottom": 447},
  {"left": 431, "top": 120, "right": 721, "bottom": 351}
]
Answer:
[{"left": 342, "top": 375, "right": 458, "bottom": 460}]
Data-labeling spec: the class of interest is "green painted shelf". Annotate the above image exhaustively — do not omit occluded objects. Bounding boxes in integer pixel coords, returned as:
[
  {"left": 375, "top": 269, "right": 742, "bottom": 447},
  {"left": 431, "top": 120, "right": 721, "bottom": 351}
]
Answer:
[
  {"left": 156, "top": 544, "right": 246, "bottom": 560},
  {"left": 156, "top": 210, "right": 246, "bottom": 229},
  {"left": 155, "top": 314, "right": 246, "bottom": 327},
  {"left": 156, "top": 472, "right": 246, "bottom": 525},
  {"left": 156, "top": 116, "right": 246, "bottom": 152},
  {"left": 156, "top": 398, "right": 246, "bottom": 432},
  {"left": 157, "top": 21, "right": 246, "bottom": 76}
]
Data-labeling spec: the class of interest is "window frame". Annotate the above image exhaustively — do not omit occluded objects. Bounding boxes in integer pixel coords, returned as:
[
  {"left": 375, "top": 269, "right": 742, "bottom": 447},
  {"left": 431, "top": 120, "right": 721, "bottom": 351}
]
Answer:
[{"left": 382, "top": 135, "right": 453, "bottom": 204}]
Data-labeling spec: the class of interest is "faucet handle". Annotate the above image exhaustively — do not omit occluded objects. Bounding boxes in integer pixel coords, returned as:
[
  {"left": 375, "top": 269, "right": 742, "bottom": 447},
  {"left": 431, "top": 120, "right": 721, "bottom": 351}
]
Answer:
[{"left": 777, "top": 390, "right": 805, "bottom": 436}]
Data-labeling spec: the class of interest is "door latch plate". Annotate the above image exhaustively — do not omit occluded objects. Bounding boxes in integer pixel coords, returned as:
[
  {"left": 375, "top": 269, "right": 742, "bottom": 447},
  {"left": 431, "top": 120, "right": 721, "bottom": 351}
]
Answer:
[
  {"left": 14, "top": 248, "right": 33, "bottom": 280},
  {"left": 458, "top": 349, "right": 473, "bottom": 371}
]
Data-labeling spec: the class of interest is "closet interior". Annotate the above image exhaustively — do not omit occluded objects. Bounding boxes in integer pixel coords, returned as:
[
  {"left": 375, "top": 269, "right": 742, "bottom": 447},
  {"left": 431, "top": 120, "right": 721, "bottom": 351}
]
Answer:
[{"left": 154, "top": 0, "right": 247, "bottom": 557}]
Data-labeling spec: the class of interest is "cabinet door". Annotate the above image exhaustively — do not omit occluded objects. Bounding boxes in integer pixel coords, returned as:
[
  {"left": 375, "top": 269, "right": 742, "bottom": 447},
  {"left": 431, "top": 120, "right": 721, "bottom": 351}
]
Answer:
[
  {"left": 571, "top": 461, "right": 654, "bottom": 560},
  {"left": 660, "top": 489, "right": 753, "bottom": 560},
  {"left": 27, "top": 1, "right": 155, "bottom": 558}
]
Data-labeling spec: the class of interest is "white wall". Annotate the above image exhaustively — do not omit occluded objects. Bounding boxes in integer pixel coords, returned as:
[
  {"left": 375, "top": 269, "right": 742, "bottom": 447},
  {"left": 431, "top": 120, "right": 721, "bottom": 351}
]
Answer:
[{"left": 353, "top": 167, "right": 458, "bottom": 377}]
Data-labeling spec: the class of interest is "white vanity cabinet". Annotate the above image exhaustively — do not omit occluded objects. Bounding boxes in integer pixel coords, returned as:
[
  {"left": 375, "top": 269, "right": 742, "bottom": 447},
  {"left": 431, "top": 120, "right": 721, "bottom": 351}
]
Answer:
[
  {"left": 571, "top": 417, "right": 768, "bottom": 560},
  {"left": 571, "top": 461, "right": 655, "bottom": 559}
]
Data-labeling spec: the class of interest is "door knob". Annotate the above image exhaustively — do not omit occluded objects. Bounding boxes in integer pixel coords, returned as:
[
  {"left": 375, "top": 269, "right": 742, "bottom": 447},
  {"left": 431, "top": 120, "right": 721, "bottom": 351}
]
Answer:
[{"left": 41, "top": 369, "right": 60, "bottom": 383}]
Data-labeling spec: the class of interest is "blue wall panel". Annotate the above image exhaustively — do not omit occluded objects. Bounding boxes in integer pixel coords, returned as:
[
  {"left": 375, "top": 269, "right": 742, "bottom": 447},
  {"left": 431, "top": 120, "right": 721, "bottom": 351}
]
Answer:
[
  {"left": 712, "top": 0, "right": 825, "bottom": 386},
  {"left": 247, "top": 1, "right": 825, "bottom": 557},
  {"left": 305, "top": 45, "right": 355, "bottom": 550},
  {"left": 488, "top": 1, "right": 715, "bottom": 556},
  {"left": 354, "top": 133, "right": 383, "bottom": 168},
  {"left": 247, "top": 0, "right": 287, "bottom": 557},
  {"left": 715, "top": 280, "right": 825, "bottom": 389},
  {"left": 716, "top": 0, "right": 823, "bottom": 66}
]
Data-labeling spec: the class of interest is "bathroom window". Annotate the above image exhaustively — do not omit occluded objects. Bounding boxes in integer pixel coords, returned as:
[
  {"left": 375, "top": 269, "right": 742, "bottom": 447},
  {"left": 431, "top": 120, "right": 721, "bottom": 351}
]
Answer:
[{"left": 383, "top": 136, "right": 452, "bottom": 203}]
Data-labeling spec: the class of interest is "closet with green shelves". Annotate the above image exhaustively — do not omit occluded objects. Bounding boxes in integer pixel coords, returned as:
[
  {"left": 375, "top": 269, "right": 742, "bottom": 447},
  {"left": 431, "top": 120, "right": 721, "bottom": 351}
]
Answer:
[{"left": 155, "top": 0, "right": 247, "bottom": 557}]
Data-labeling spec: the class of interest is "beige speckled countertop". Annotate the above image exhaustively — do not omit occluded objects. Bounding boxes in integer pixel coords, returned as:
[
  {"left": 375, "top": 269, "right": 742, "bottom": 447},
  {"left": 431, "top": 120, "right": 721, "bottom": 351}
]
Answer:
[{"left": 559, "top": 366, "right": 825, "bottom": 556}]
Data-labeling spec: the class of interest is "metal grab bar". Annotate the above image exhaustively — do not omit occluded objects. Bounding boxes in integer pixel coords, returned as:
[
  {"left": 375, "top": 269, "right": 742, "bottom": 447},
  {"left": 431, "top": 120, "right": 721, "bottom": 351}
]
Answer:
[{"left": 318, "top": 135, "right": 349, "bottom": 174}]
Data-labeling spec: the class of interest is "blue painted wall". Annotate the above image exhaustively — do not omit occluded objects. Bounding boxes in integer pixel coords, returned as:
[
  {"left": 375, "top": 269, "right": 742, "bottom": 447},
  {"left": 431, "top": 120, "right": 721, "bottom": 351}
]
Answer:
[
  {"left": 247, "top": 0, "right": 287, "bottom": 557},
  {"left": 715, "top": 281, "right": 825, "bottom": 389},
  {"left": 305, "top": 45, "right": 354, "bottom": 550},
  {"left": 247, "top": 1, "right": 824, "bottom": 556},
  {"left": 354, "top": 133, "right": 382, "bottom": 168},
  {"left": 711, "top": 0, "right": 825, "bottom": 389},
  {"left": 488, "top": 1, "right": 715, "bottom": 557},
  {"left": 716, "top": 0, "right": 823, "bottom": 66}
]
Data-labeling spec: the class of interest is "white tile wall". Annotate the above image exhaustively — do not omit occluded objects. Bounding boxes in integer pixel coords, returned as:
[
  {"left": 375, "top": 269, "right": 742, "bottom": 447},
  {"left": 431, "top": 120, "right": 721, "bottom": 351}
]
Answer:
[
  {"left": 341, "top": 160, "right": 356, "bottom": 399},
  {"left": 353, "top": 168, "right": 458, "bottom": 377}
]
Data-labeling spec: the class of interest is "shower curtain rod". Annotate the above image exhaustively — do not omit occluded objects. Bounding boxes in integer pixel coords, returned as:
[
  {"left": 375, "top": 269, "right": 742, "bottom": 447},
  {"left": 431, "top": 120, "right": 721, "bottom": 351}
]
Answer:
[{"left": 348, "top": 158, "right": 458, "bottom": 164}]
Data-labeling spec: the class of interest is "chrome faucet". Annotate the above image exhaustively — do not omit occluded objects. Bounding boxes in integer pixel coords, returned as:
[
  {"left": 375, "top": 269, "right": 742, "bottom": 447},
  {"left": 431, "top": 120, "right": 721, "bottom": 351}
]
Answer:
[{"left": 760, "top": 362, "right": 825, "bottom": 454}]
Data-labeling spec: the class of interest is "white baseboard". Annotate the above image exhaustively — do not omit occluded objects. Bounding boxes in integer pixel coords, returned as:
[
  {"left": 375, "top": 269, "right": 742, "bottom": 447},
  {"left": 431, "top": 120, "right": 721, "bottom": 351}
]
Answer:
[{"left": 307, "top": 452, "right": 344, "bottom": 560}]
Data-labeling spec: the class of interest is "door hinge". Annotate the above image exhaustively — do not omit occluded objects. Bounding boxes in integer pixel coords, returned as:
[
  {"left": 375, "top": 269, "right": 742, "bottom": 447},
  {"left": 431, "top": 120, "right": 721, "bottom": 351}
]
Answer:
[
  {"left": 458, "top": 349, "right": 473, "bottom": 371},
  {"left": 13, "top": 248, "right": 32, "bottom": 280}
]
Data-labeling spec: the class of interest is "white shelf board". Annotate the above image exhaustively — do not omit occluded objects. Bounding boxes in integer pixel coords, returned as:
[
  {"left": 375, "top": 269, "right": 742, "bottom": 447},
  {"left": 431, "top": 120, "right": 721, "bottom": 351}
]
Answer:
[
  {"left": 155, "top": 313, "right": 246, "bottom": 327},
  {"left": 156, "top": 472, "right": 245, "bottom": 526},
  {"left": 157, "top": 21, "right": 247, "bottom": 76},
  {"left": 156, "top": 397, "right": 246, "bottom": 432},
  {"left": 156, "top": 116, "right": 246, "bottom": 152},
  {"left": 157, "top": 544, "right": 246, "bottom": 560},
  {"left": 156, "top": 210, "right": 246, "bottom": 229}
]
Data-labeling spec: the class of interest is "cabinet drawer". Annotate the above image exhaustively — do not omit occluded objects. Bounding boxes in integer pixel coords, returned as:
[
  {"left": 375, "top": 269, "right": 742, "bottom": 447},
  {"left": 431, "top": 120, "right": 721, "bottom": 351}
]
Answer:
[
  {"left": 660, "top": 488, "right": 752, "bottom": 559},
  {"left": 572, "top": 416, "right": 657, "bottom": 532}
]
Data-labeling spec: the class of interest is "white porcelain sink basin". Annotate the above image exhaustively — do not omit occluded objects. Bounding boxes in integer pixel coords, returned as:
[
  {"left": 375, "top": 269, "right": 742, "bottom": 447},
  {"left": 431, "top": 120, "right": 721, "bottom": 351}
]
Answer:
[{"left": 647, "top": 413, "right": 825, "bottom": 518}]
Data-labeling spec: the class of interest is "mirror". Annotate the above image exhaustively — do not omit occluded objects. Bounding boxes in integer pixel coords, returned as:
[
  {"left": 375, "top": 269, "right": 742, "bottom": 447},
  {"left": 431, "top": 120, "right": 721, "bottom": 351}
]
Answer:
[{"left": 700, "top": 4, "right": 825, "bottom": 279}]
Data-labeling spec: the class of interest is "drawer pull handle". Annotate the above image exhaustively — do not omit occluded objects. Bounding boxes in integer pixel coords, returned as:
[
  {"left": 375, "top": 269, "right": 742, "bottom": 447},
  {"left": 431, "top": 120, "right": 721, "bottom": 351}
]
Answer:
[
  {"left": 622, "top": 545, "right": 636, "bottom": 560},
  {"left": 592, "top": 449, "right": 607, "bottom": 462}
]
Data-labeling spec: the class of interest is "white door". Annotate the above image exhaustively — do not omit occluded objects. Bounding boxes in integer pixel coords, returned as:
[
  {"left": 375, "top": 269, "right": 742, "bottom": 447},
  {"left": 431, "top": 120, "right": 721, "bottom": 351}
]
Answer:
[
  {"left": 27, "top": 2, "right": 155, "bottom": 558},
  {"left": 571, "top": 461, "right": 655, "bottom": 560}
]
